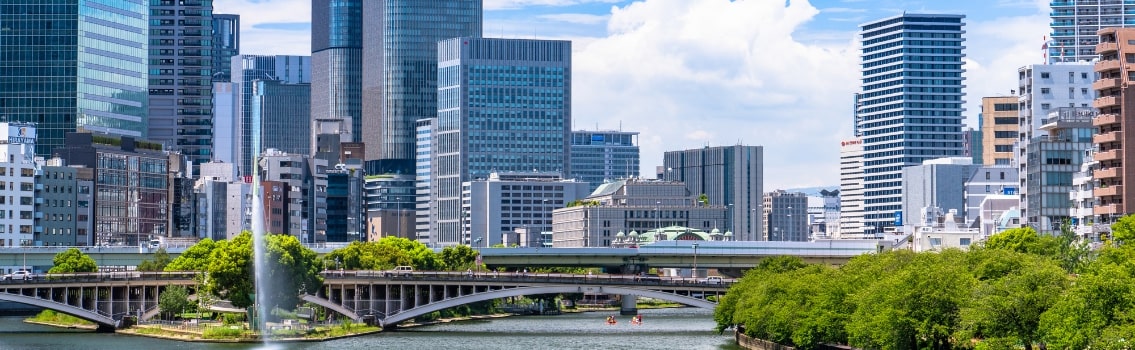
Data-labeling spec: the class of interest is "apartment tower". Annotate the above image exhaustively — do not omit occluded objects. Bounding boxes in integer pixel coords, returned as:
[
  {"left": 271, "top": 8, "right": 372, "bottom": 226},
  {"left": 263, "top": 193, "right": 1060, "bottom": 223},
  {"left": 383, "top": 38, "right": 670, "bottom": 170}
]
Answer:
[
  {"left": 980, "top": 96, "right": 1019, "bottom": 166},
  {"left": 855, "top": 14, "right": 967, "bottom": 235},
  {"left": 1049, "top": 1, "right": 1135, "bottom": 63},
  {"left": 1093, "top": 28, "right": 1135, "bottom": 223}
]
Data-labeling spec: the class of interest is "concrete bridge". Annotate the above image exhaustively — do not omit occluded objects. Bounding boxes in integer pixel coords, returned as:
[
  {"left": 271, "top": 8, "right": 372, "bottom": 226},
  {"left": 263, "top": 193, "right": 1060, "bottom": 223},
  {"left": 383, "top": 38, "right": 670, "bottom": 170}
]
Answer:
[
  {"left": 308, "top": 271, "right": 730, "bottom": 328},
  {"left": 0, "top": 272, "right": 198, "bottom": 331}
]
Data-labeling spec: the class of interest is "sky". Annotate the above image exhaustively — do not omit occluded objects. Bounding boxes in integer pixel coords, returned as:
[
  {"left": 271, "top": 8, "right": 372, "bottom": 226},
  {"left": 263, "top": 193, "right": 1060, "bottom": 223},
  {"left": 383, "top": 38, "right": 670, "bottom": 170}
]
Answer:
[{"left": 216, "top": 0, "right": 1052, "bottom": 190}]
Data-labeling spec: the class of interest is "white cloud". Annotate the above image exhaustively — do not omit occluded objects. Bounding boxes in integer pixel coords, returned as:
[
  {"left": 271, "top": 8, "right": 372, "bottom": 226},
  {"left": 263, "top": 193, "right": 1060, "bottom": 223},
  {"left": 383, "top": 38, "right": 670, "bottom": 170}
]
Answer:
[
  {"left": 571, "top": 0, "right": 860, "bottom": 190},
  {"left": 538, "top": 13, "right": 611, "bottom": 25},
  {"left": 486, "top": 0, "right": 622, "bottom": 11},
  {"left": 961, "top": 9, "right": 1049, "bottom": 125},
  {"left": 214, "top": 0, "right": 312, "bottom": 55}
]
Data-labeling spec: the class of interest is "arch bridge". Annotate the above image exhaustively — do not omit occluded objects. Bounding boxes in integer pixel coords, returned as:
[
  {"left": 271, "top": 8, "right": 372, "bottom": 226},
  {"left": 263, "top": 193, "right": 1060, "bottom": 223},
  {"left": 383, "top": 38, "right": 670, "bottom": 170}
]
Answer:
[
  {"left": 309, "top": 271, "right": 730, "bottom": 328},
  {"left": 0, "top": 272, "right": 198, "bottom": 332}
]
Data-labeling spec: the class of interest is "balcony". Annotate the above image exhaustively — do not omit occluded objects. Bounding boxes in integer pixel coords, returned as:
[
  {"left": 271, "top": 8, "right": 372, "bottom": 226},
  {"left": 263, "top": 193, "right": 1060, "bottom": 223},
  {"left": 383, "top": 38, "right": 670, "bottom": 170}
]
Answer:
[
  {"left": 1096, "top": 113, "right": 1120, "bottom": 126},
  {"left": 1097, "top": 59, "right": 1122, "bottom": 72},
  {"left": 1052, "top": 1, "right": 1075, "bottom": 6},
  {"left": 1094, "top": 77, "right": 1121, "bottom": 91},
  {"left": 1096, "top": 166, "right": 1123, "bottom": 179},
  {"left": 1097, "top": 184, "right": 1124, "bottom": 197},
  {"left": 1095, "top": 203, "right": 1123, "bottom": 215},
  {"left": 1095, "top": 95, "right": 1120, "bottom": 109},
  {"left": 1094, "top": 131, "right": 1124, "bottom": 144},
  {"left": 1097, "top": 148, "right": 1125, "bottom": 161}
]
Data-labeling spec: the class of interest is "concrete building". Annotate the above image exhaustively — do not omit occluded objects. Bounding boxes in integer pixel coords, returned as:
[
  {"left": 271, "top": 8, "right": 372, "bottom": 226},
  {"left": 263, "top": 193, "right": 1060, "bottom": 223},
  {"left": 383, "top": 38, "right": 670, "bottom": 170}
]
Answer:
[
  {"left": 1093, "top": 28, "right": 1135, "bottom": 226},
  {"left": 53, "top": 133, "right": 169, "bottom": 246},
  {"left": 981, "top": 96, "right": 1020, "bottom": 166},
  {"left": 465, "top": 172, "right": 591, "bottom": 247},
  {"left": 430, "top": 38, "right": 573, "bottom": 247},
  {"left": 362, "top": 0, "right": 483, "bottom": 175},
  {"left": 257, "top": 149, "right": 327, "bottom": 243},
  {"left": 966, "top": 127, "right": 983, "bottom": 165},
  {"left": 194, "top": 162, "right": 249, "bottom": 241},
  {"left": 964, "top": 165, "right": 1019, "bottom": 224},
  {"left": 1071, "top": 149, "right": 1101, "bottom": 239},
  {"left": 36, "top": 159, "right": 95, "bottom": 247},
  {"left": 414, "top": 119, "right": 434, "bottom": 243},
  {"left": 326, "top": 162, "right": 366, "bottom": 243},
  {"left": 364, "top": 174, "right": 416, "bottom": 241},
  {"left": 148, "top": 0, "right": 217, "bottom": 166},
  {"left": 552, "top": 179, "right": 727, "bottom": 247},
  {"left": 570, "top": 130, "right": 640, "bottom": 192},
  {"left": 973, "top": 195, "right": 1020, "bottom": 237},
  {"left": 809, "top": 190, "right": 841, "bottom": 239},
  {"left": 0, "top": 1, "right": 147, "bottom": 156},
  {"left": 763, "top": 190, "right": 808, "bottom": 241},
  {"left": 251, "top": 80, "right": 312, "bottom": 156},
  {"left": 855, "top": 14, "right": 967, "bottom": 235},
  {"left": 901, "top": 157, "right": 982, "bottom": 233},
  {"left": 232, "top": 55, "right": 312, "bottom": 175},
  {"left": 663, "top": 145, "right": 763, "bottom": 241},
  {"left": 1025, "top": 107, "right": 1096, "bottom": 234},
  {"left": 1048, "top": 0, "right": 1135, "bottom": 63},
  {"left": 212, "top": 82, "right": 239, "bottom": 165},
  {"left": 912, "top": 208, "right": 981, "bottom": 252},
  {"left": 838, "top": 139, "right": 867, "bottom": 238},
  {"left": 312, "top": 0, "right": 363, "bottom": 144},
  {"left": 0, "top": 123, "right": 39, "bottom": 247}
]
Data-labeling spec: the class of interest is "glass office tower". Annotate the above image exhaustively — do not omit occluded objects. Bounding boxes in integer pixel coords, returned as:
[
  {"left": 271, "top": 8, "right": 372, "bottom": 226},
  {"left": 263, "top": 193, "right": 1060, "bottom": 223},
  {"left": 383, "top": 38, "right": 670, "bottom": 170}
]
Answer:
[
  {"left": 0, "top": 1, "right": 148, "bottom": 156},
  {"left": 362, "top": 0, "right": 482, "bottom": 175},
  {"left": 855, "top": 14, "right": 967, "bottom": 236},
  {"left": 149, "top": 0, "right": 215, "bottom": 166},
  {"left": 312, "top": 0, "right": 363, "bottom": 143},
  {"left": 212, "top": 14, "right": 240, "bottom": 82},
  {"left": 430, "top": 37, "right": 572, "bottom": 246}
]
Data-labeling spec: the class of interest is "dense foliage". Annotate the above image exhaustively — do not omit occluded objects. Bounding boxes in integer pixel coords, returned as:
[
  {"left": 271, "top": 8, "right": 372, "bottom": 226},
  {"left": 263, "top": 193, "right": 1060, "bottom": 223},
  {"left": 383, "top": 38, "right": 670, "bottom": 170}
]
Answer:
[
  {"left": 47, "top": 248, "right": 97, "bottom": 274},
  {"left": 714, "top": 223, "right": 1133, "bottom": 350},
  {"left": 321, "top": 237, "right": 441, "bottom": 271},
  {"left": 137, "top": 248, "right": 172, "bottom": 272}
]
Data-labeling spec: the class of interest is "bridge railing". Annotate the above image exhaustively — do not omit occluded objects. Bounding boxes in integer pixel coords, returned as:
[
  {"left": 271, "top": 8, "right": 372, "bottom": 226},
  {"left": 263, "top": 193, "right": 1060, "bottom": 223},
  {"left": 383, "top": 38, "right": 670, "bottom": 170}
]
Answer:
[
  {"left": 319, "top": 270, "right": 734, "bottom": 288},
  {"left": 0, "top": 271, "right": 199, "bottom": 285}
]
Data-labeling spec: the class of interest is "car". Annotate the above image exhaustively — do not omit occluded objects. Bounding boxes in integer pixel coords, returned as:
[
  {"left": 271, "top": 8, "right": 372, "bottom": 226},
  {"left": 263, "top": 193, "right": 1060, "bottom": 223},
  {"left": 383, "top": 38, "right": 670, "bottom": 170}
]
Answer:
[
  {"left": 635, "top": 273, "right": 662, "bottom": 282},
  {"left": 2, "top": 270, "right": 34, "bottom": 281},
  {"left": 702, "top": 276, "right": 724, "bottom": 285},
  {"left": 384, "top": 266, "right": 414, "bottom": 277}
]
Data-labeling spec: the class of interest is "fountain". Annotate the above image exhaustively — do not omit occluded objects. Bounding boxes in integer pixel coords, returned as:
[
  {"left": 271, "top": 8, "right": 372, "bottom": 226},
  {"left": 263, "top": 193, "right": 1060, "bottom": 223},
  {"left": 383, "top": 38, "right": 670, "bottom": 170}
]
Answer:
[{"left": 251, "top": 153, "right": 272, "bottom": 340}]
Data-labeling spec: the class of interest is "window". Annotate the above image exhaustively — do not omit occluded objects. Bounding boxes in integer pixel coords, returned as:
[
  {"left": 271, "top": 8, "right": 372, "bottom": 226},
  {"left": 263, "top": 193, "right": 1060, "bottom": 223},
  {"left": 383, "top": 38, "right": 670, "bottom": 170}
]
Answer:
[
  {"left": 1069, "top": 71, "right": 1075, "bottom": 83},
  {"left": 960, "top": 238, "right": 972, "bottom": 246},
  {"left": 930, "top": 238, "right": 942, "bottom": 246},
  {"left": 1069, "top": 87, "right": 1075, "bottom": 98},
  {"left": 1083, "top": 72, "right": 1089, "bottom": 79},
  {"left": 1040, "top": 88, "right": 1050, "bottom": 94},
  {"left": 1041, "top": 103, "right": 1051, "bottom": 110},
  {"left": 1040, "top": 72, "right": 1050, "bottom": 79},
  {"left": 994, "top": 117, "right": 1017, "bottom": 125},
  {"left": 994, "top": 131, "right": 1016, "bottom": 138},
  {"left": 994, "top": 145, "right": 1013, "bottom": 152}
]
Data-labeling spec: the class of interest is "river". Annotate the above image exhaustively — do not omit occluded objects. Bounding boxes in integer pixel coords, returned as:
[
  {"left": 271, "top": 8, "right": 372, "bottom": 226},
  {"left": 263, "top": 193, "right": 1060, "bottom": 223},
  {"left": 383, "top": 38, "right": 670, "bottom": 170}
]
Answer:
[{"left": 0, "top": 308, "right": 739, "bottom": 350}]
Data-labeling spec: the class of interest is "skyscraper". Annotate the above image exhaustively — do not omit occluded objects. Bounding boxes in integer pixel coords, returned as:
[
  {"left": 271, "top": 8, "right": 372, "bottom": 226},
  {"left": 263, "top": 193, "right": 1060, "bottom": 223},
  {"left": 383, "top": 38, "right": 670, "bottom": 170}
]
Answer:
[
  {"left": 663, "top": 145, "right": 764, "bottom": 241},
  {"left": 148, "top": 0, "right": 215, "bottom": 166},
  {"left": 1049, "top": 1, "right": 1135, "bottom": 63},
  {"left": 1093, "top": 28, "right": 1135, "bottom": 225},
  {"left": 855, "top": 14, "right": 966, "bottom": 235},
  {"left": 838, "top": 139, "right": 866, "bottom": 238},
  {"left": 0, "top": 1, "right": 148, "bottom": 156},
  {"left": 231, "top": 55, "right": 312, "bottom": 175},
  {"left": 362, "top": 0, "right": 483, "bottom": 175},
  {"left": 430, "top": 37, "right": 572, "bottom": 247},
  {"left": 570, "top": 130, "right": 640, "bottom": 192},
  {"left": 251, "top": 80, "right": 312, "bottom": 156},
  {"left": 212, "top": 14, "right": 241, "bottom": 82},
  {"left": 312, "top": 0, "right": 363, "bottom": 143}
]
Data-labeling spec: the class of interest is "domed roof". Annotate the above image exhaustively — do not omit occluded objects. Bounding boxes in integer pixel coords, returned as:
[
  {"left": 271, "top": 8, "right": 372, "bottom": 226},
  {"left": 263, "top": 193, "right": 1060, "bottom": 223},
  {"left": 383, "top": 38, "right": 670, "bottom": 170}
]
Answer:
[
  {"left": 628, "top": 230, "right": 639, "bottom": 238},
  {"left": 710, "top": 228, "right": 721, "bottom": 235},
  {"left": 616, "top": 230, "right": 625, "bottom": 237},
  {"left": 723, "top": 230, "right": 734, "bottom": 237}
]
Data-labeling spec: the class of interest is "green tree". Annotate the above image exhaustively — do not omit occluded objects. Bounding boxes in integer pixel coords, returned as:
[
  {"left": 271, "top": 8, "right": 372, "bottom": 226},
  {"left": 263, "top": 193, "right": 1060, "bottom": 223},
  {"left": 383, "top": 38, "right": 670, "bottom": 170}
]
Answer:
[
  {"left": 323, "top": 237, "right": 441, "bottom": 271},
  {"left": 1111, "top": 213, "right": 1135, "bottom": 244},
  {"left": 958, "top": 252, "right": 1068, "bottom": 350},
  {"left": 983, "top": 227, "right": 1043, "bottom": 254},
  {"left": 261, "top": 233, "right": 323, "bottom": 309},
  {"left": 206, "top": 233, "right": 254, "bottom": 307},
  {"left": 697, "top": 193, "right": 709, "bottom": 206},
  {"left": 440, "top": 245, "right": 479, "bottom": 271},
  {"left": 1039, "top": 264, "right": 1135, "bottom": 349},
  {"left": 165, "top": 238, "right": 216, "bottom": 272},
  {"left": 137, "top": 248, "right": 171, "bottom": 272},
  {"left": 47, "top": 248, "right": 97, "bottom": 273},
  {"left": 159, "top": 285, "right": 190, "bottom": 320}
]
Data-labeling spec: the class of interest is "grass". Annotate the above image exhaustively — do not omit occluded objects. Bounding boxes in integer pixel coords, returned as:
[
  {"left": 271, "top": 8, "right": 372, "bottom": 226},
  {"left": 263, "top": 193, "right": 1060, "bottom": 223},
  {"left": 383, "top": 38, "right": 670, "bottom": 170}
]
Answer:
[
  {"left": 202, "top": 326, "right": 249, "bottom": 339},
  {"left": 28, "top": 310, "right": 94, "bottom": 327}
]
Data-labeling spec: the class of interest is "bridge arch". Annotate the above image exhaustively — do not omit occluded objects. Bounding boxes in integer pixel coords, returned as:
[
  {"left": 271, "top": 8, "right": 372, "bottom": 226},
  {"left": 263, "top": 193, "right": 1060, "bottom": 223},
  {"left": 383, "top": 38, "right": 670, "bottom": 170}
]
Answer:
[
  {"left": 0, "top": 293, "right": 116, "bottom": 328},
  {"left": 379, "top": 285, "right": 716, "bottom": 327},
  {"left": 301, "top": 294, "right": 362, "bottom": 321}
]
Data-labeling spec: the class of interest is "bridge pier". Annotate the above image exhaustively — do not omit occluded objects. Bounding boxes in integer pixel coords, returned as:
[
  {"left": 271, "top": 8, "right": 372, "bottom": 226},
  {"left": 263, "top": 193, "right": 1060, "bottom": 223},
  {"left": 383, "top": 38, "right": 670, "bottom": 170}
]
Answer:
[{"left": 619, "top": 294, "right": 637, "bottom": 316}]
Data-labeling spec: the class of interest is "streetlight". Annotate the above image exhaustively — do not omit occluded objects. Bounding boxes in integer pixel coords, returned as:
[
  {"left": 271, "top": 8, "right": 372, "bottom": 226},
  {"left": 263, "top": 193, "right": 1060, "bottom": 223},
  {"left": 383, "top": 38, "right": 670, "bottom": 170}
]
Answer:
[{"left": 692, "top": 243, "right": 699, "bottom": 279}]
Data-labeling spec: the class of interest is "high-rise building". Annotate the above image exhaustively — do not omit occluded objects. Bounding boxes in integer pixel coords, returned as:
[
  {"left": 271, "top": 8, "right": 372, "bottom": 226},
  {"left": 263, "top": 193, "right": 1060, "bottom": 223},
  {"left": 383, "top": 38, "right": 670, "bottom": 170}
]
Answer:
[
  {"left": 1093, "top": 28, "right": 1135, "bottom": 224},
  {"left": 212, "top": 14, "right": 241, "bottom": 82},
  {"left": 965, "top": 127, "right": 983, "bottom": 165},
  {"left": 1025, "top": 107, "right": 1095, "bottom": 234},
  {"left": 981, "top": 96, "right": 1019, "bottom": 166},
  {"left": 361, "top": 0, "right": 483, "bottom": 175},
  {"left": 856, "top": 14, "right": 967, "bottom": 235},
  {"left": 663, "top": 145, "right": 764, "bottom": 241},
  {"left": 838, "top": 139, "right": 866, "bottom": 238},
  {"left": 414, "top": 118, "right": 434, "bottom": 243},
  {"left": 430, "top": 37, "right": 572, "bottom": 247},
  {"left": 148, "top": 0, "right": 215, "bottom": 166},
  {"left": 312, "top": 0, "right": 363, "bottom": 143},
  {"left": 232, "top": 55, "right": 312, "bottom": 175},
  {"left": 251, "top": 80, "right": 312, "bottom": 156},
  {"left": 36, "top": 159, "right": 95, "bottom": 246},
  {"left": 763, "top": 190, "right": 808, "bottom": 241},
  {"left": 326, "top": 162, "right": 366, "bottom": 243},
  {"left": 570, "top": 130, "right": 640, "bottom": 192},
  {"left": 213, "top": 82, "right": 239, "bottom": 164},
  {"left": 0, "top": 1, "right": 148, "bottom": 156},
  {"left": 466, "top": 172, "right": 591, "bottom": 247},
  {"left": 1048, "top": 1, "right": 1135, "bottom": 63},
  {"left": 365, "top": 174, "right": 416, "bottom": 241}
]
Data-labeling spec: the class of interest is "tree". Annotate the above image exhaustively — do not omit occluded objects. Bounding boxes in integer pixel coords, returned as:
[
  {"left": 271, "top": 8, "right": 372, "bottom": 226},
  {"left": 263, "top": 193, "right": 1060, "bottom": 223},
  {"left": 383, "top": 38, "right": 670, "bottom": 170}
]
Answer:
[
  {"left": 137, "top": 248, "right": 171, "bottom": 272},
  {"left": 1111, "top": 213, "right": 1135, "bottom": 244},
  {"left": 261, "top": 233, "right": 323, "bottom": 310},
  {"left": 47, "top": 248, "right": 97, "bottom": 274},
  {"left": 697, "top": 193, "right": 710, "bottom": 206},
  {"left": 983, "top": 227, "right": 1043, "bottom": 254},
  {"left": 206, "top": 233, "right": 254, "bottom": 307},
  {"left": 958, "top": 253, "right": 1068, "bottom": 350},
  {"left": 165, "top": 238, "right": 216, "bottom": 272},
  {"left": 159, "top": 286, "right": 190, "bottom": 320},
  {"left": 440, "top": 245, "right": 479, "bottom": 271},
  {"left": 323, "top": 237, "right": 441, "bottom": 271}
]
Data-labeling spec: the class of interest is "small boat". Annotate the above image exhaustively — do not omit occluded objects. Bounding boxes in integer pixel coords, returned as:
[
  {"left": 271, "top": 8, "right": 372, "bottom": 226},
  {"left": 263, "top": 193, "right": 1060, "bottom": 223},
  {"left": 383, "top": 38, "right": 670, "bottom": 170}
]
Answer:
[
  {"left": 630, "top": 315, "right": 643, "bottom": 325},
  {"left": 605, "top": 316, "right": 617, "bottom": 325}
]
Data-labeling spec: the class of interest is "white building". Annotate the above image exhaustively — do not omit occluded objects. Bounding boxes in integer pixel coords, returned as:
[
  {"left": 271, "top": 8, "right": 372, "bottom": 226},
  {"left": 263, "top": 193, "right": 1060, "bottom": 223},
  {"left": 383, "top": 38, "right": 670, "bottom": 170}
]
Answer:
[
  {"left": 912, "top": 208, "right": 981, "bottom": 252},
  {"left": 194, "top": 162, "right": 250, "bottom": 240},
  {"left": 838, "top": 139, "right": 866, "bottom": 238},
  {"left": 465, "top": 172, "right": 591, "bottom": 247},
  {"left": 1071, "top": 149, "right": 1102, "bottom": 240},
  {"left": 0, "top": 123, "right": 38, "bottom": 248}
]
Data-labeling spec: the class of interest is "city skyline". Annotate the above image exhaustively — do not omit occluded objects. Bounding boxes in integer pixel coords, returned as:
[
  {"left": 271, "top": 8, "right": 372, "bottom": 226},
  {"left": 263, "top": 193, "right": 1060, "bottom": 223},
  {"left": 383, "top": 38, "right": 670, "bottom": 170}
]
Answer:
[{"left": 217, "top": 0, "right": 1049, "bottom": 190}]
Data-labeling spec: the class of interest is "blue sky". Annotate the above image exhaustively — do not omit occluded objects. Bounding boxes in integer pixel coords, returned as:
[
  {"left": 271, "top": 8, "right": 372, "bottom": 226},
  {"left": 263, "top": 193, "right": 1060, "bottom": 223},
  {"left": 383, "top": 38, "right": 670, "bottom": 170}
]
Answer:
[{"left": 218, "top": 0, "right": 1052, "bottom": 190}]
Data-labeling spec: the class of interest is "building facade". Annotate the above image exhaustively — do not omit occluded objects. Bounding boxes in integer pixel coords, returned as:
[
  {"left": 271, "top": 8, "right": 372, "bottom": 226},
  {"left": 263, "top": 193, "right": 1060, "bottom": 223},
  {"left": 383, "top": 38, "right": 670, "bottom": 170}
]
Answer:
[
  {"left": 551, "top": 179, "right": 727, "bottom": 248},
  {"left": 430, "top": 38, "right": 573, "bottom": 247},
  {"left": 838, "top": 139, "right": 866, "bottom": 238},
  {"left": 763, "top": 190, "right": 808, "bottom": 241},
  {"left": 0, "top": 124, "right": 40, "bottom": 247},
  {"left": 901, "top": 157, "right": 981, "bottom": 231},
  {"left": 1025, "top": 107, "right": 1096, "bottom": 234},
  {"left": 981, "top": 96, "right": 1020, "bottom": 166},
  {"left": 0, "top": 1, "right": 148, "bottom": 156},
  {"left": 361, "top": 0, "right": 483, "bottom": 174},
  {"left": 964, "top": 165, "right": 1020, "bottom": 226},
  {"left": 1093, "top": 28, "right": 1135, "bottom": 225},
  {"left": 326, "top": 163, "right": 366, "bottom": 243},
  {"left": 251, "top": 80, "right": 312, "bottom": 156},
  {"left": 258, "top": 149, "right": 327, "bottom": 243},
  {"left": 36, "top": 160, "right": 95, "bottom": 247},
  {"left": 212, "top": 14, "right": 240, "bottom": 82},
  {"left": 148, "top": 0, "right": 216, "bottom": 166},
  {"left": 232, "top": 55, "right": 312, "bottom": 175},
  {"left": 662, "top": 145, "right": 764, "bottom": 241},
  {"left": 465, "top": 173, "right": 591, "bottom": 247},
  {"left": 569, "top": 130, "right": 640, "bottom": 192},
  {"left": 312, "top": 0, "right": 363, "bottom": 143},
  {"left": 855, "top": 14, "right": 967, "bottom": 235},
  {"left": 364, "top": 174, "right": 416, "bottom": 241},
  {"left": 1048, "top": 1, "right": 1135, "bottom": 63}
]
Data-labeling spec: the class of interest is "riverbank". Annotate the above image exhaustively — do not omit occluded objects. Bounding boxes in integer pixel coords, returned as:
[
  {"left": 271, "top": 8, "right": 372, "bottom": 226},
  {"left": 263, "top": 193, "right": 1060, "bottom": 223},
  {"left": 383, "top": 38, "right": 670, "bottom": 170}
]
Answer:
[{"left": 24, "top": 319, "right": 98, "bottom": 330}]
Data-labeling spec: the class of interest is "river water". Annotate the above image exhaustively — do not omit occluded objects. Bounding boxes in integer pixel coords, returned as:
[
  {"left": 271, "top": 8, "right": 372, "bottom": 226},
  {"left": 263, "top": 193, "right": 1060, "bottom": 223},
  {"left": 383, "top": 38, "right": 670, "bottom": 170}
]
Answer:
[{"left": 0, "top": 308, "right": 738, "bottom": 350}]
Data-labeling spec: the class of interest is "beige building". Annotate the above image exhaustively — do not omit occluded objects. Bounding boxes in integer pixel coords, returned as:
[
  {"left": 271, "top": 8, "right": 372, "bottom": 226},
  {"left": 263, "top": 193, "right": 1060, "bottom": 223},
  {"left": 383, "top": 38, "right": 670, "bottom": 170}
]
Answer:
[
  {"left": 980, "top": 96, "right": 1020, "bottom": 166},
  {"left": 1093, "top": 28, "right": 1135, "bottom": 221}
]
